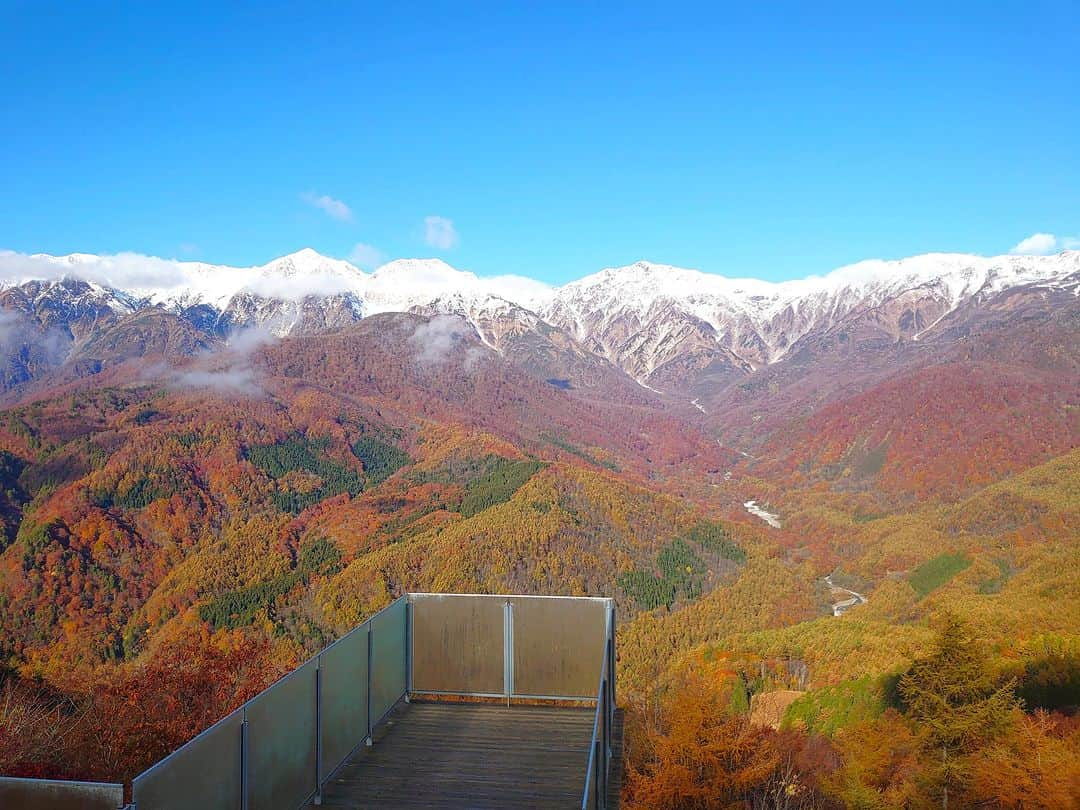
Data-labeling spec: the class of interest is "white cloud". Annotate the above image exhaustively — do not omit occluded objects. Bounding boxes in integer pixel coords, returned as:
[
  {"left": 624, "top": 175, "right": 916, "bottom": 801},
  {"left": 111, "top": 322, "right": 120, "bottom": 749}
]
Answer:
[
  {"left": 168, "top": 326, "right": 278, "bottom": 396},
  {"left": 300, "top": 191, "right": 353, "bottom": 222},
  {"left": 409, "top": 314, "right": 466, "bottom": 365},
  {"left": 1008, "top": 232, "right": 1078, "bottom": 255},
  {"left": 0, "top": 249, "right": 368, "bottom": 304},
  {"left": 423, "top": 215, "right": 459, "bottom": 250},
  {"left": 0, "top": 250, "right": 188, "bottom": 290},
  {"left": 225, "top": 325, "right": 277, "bottom": 355},
  {"left": 173, "top": 365, "right": 260, "bottom": 394},
  {"left": 408, "top": 314, "right": 489, "bottom": 368},
  {"left": 484, "top": 274, "right": 554, "bottom": 311},
  {"left": 348, "top": 242, "right": 384, "bottom": 269},
  {"left": 0, "top": 308, "right": 70, "bottom": 361}
]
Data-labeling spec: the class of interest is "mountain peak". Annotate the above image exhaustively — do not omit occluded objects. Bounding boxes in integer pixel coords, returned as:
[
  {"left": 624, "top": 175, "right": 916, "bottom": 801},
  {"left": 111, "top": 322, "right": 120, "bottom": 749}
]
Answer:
[
  {"left": 279, "top": 247, "right": 325, "bottom": 265},
  {"left": 258, "top": 249, "right": 363, "bottom": 279},
  {"left": 372, "top": 258, "right": 470, "bottom": 280}
]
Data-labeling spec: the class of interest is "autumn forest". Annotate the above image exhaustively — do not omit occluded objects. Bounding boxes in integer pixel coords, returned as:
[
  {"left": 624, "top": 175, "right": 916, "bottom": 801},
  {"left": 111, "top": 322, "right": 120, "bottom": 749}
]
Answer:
[{"left": 0, "top": 290, "right": 1076, "bottom": 810}]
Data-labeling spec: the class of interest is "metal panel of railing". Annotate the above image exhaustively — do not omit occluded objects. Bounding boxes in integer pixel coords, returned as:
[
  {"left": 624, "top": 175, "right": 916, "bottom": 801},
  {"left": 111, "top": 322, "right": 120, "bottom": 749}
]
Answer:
[
  {"left": 317, "top": 622, "right": 369, "bottom": 784},
  {"left": 408, "top": 593, "right": 506, "bottom": 696},
  {"left": 509, "top": 596, "right": 609, "bottom": 699},
  {"left": 244, "top": 658, "right": 318, "bottom": 809},
  {"left": 407, "top": 593, "right": 612, "bottom": 701},
  {"left": 130, "top": 708, "right": 243, "bottom": 810},
  {"left": 0, "top": 776, "right": 125, "bottom": 810},
  {"left": 369, "top": 596, "right": 408, "bottom": 725}
]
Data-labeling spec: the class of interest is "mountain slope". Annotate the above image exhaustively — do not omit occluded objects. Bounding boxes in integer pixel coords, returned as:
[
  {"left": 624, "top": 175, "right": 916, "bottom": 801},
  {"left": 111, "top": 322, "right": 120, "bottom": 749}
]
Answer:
[{"left": 542, "top": 252, "right": 1079, "bottom": 390}]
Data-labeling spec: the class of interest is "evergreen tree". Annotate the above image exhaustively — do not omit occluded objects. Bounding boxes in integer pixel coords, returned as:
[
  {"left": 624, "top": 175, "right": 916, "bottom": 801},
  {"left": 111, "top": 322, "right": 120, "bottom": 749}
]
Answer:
[{"left": 899, "top": 613, "right": 1019, "bottom": 808}]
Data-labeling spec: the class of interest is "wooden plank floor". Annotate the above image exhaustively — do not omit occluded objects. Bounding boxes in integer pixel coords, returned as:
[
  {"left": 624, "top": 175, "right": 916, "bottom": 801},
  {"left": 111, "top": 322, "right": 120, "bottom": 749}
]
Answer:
[{"left": 313, "top": 701, "right": 600, "bottom": 809}]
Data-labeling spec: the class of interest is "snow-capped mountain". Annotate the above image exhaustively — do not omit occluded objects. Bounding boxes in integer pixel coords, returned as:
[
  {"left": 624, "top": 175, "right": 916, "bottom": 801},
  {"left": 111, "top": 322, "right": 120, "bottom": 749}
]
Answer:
[
  {"left": 0, "top": 249, "right": 554, "bottom": 340},
  {"left": 0, "top": 246, "right": 1075, "bottom": 396},
  {"left": 541, "top": 252, "right": 1080, "bottom": 385}
]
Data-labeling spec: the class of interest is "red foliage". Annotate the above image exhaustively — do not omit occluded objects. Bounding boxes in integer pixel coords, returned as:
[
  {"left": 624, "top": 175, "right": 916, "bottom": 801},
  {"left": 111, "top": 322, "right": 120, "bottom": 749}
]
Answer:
[
  {"left": 0, "top": 628, "right": 286, "bottom": 784},
  {"left": 765, "top": 362, "right": 1076, "bottom": 500}
]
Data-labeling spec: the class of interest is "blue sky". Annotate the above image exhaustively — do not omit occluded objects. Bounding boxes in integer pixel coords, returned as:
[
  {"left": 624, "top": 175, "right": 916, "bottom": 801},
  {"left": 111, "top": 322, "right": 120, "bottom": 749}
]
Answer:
[{"left": 1, "top": 1, "right": 1077, "bottom": 284}]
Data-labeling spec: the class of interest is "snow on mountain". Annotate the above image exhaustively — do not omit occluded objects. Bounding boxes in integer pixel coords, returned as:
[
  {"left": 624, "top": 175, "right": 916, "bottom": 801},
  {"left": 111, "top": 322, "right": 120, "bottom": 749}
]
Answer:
[
  {"left": 0, "top": 247, "right": 1075, "bottom": 374},
  {"left": 542, "top": 252, "right": 1080, "bottom": 377},
  {"left": 363, "top": 259, "right": 552, "bottom": 316},
  {"left": 0, "top": 248, "right": 369, "bottom": 310},
  {"left": 0, "top": 249, "right": 550, "bottom": 339}
]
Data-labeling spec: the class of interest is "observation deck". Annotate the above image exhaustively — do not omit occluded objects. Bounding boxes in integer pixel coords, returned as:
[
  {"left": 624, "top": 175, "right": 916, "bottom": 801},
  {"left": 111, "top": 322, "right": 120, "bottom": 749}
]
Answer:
[{"left": 3, "top": 593, "right": 620, "bottom": 810}]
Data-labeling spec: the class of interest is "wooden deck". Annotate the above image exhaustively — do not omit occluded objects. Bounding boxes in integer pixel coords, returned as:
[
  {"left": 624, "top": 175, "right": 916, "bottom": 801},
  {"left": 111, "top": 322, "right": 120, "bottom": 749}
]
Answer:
[{"left": 313, "top": 701, "right": 620, "bottom": 809}]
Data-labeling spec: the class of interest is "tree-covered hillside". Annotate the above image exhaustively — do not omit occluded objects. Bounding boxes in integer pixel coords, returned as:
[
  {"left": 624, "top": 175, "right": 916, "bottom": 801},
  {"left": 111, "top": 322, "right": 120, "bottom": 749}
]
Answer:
[{"left": 0, "top": 308, "right": 1075, "bottom": 806}]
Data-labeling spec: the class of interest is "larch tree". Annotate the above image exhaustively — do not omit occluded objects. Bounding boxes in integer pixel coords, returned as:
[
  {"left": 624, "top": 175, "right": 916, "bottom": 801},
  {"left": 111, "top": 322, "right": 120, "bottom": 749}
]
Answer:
[{"left": 899, "top": 613, "right": 1019, "bottom": 808}]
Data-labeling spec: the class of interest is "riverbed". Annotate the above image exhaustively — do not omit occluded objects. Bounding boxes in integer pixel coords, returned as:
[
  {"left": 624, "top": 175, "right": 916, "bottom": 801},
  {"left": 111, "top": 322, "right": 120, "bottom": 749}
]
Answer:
[
  {"left": 824, "top": 574, "right": 866, "bottom": 616},
  {"left": 744, "top": 499, "right": 781, "bottom": 528}
]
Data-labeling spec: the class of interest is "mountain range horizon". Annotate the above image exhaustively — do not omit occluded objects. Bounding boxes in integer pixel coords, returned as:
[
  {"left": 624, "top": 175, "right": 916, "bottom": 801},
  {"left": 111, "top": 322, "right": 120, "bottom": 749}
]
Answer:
[
  {"left": 4, "top": 244, "right": 1078, "bottom": 297},
  {"left": 0, "top": 243, "right": 1075, "bottom": 405}
]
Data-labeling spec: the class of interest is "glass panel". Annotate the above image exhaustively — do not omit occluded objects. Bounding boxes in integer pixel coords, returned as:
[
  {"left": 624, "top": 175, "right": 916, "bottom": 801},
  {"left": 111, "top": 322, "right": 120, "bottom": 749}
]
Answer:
[
  {"left": 132, "top": 709, "right": 242, "bottom": 810},
  {"left": 369, "top": 597, "right": 407, "bottom": 722},
  {"left": 0, "top": 777, "right": 124, "bottom": 810},
  {"left": 510, "top": 597, "right": 608, "bottom": 698},
  {"left": 409, "top": 594, "right": 504, "bottom": 695},
  {"left": 319, "top": 624, "right": 369, "bottom": 780},
  {"left": 245, "top": 658, "right": 317, "bottom": 810}
]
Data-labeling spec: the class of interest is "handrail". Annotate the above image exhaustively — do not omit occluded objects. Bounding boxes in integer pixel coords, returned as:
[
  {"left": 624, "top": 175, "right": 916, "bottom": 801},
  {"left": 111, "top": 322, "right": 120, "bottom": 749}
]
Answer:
[
  {"left": 407, "top": 591, "right": 611, "bottom": 601},
  {"left": 581, "top": 602, "right": 615, "bottom": 810}
]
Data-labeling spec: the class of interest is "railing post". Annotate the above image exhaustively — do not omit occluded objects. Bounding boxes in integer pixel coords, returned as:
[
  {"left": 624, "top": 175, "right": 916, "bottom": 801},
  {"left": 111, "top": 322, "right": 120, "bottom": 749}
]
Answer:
[
  {"left": 240, "top": 711, "right": 249, "bottom": 810},
  {"left": 503, "top": 599, "right": 513, "bottom": 707},
  {"left": 609, "top": 604, "right": 616, "bottom": 711},
  {"left": 605, "top": 678, "right": 611, "bottom": 772},
  {"left": 606, "top": 637, "right": 614, "bottom": 761},
  {"left": 604, "top": 678, "right": 611, "bottom": 807},
  {"left": 365, "top": 622, "right": 374, "bottom": 746},
  {"left": 314, "top": 656, "right": 323, "bottom": 805},
  {"left": 405, "top": 597, "right": 412, "bottom": 702}
]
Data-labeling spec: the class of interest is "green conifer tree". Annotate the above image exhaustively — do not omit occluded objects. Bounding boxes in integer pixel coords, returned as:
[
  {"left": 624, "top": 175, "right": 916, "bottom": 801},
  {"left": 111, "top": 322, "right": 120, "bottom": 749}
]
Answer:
[{"left": 899, "top": 613, "right": 1019, "bottom": 808}]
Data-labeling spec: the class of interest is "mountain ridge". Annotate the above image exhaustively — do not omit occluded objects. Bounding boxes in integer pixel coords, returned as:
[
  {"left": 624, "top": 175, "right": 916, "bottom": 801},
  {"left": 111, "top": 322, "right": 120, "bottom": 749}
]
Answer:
[
  {"left": 5, "top": 247, "right": 1076, "bottom": 316},
  {"left": 0, "top": 247, "right": 1076, "bottom": 397}
]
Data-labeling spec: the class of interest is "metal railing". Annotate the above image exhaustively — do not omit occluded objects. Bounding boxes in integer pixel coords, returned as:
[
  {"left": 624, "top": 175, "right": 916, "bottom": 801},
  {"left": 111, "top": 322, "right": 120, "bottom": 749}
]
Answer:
[
  {"left": 130, "top": 595, "right": 407, "bottom": 810},
  {"left": 6, "top": 593, "right": 615, "bottom": 810},
  {"left": 581, "top": 605, "right": 616, "bottom": 810}
]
